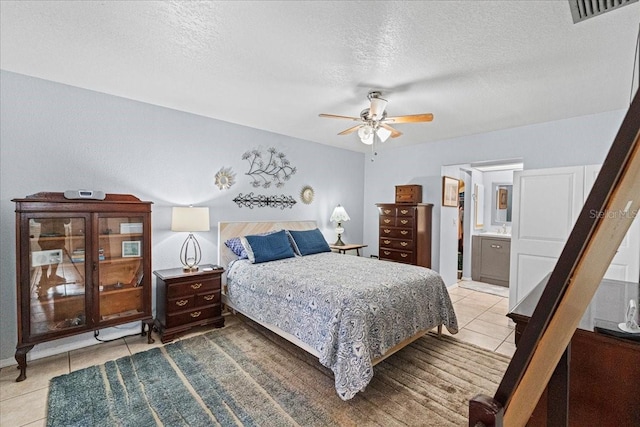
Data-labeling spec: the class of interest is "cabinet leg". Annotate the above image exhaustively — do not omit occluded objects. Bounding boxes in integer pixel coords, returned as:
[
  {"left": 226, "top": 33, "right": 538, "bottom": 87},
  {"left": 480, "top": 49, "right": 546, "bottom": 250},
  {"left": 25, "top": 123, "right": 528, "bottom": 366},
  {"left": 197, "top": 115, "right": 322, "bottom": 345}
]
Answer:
[
  {"left": 143, "top": 319, "right": 155, "bottom": 344},
  {"left": 15, "top": 345, "right": 34, "bottom": 382}
]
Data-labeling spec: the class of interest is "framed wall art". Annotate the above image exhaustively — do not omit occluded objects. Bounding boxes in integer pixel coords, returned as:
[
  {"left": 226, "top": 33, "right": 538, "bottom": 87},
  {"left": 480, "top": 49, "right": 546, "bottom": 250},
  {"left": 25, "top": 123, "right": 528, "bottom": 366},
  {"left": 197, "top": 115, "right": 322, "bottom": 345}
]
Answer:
[{"left": 442, "top": 176, "right": 460, "bottom": 207}]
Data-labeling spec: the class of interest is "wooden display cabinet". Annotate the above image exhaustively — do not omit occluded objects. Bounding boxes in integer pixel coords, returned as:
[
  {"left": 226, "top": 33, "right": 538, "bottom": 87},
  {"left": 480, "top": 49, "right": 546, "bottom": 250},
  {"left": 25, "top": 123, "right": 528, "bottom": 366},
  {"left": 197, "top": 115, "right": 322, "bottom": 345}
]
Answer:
[{"left": 13, "top": 192, "right": 154, "bottom": 381}]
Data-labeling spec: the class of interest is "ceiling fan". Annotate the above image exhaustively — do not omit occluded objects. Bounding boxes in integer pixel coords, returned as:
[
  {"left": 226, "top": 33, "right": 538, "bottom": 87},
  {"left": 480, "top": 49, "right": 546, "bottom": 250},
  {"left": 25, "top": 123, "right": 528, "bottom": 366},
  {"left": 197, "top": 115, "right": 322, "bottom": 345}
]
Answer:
[{"left": 319, "top": 91, "right": 433, "bottom": 145}]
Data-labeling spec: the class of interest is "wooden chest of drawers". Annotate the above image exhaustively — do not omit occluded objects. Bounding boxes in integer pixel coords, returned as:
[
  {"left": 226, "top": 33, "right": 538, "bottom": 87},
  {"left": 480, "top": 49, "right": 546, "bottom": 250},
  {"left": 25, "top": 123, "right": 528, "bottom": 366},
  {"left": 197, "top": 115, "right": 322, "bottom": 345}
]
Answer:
[
  {"left": 153, "top": 265, "right": 224, "bottom": 343},
  {"left": 376, "top": 203, "right": 433, "bottom": 268},
  {"left": 395, "top": 184, "right": 422, "bottom": 203}
]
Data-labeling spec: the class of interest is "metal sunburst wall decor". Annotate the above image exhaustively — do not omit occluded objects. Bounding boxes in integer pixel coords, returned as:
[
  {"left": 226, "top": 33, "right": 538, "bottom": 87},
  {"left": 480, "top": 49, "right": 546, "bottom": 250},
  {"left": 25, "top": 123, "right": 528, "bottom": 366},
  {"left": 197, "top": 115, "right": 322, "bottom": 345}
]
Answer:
[
  {"left": 242, "top": 147, "right": 296, "bottom": 188},
  {"left": 300, "top": 185, "right": 314, "bottom": 204},
  {"left": 214, "top": 167, "right": 236, "bottom": 190}
]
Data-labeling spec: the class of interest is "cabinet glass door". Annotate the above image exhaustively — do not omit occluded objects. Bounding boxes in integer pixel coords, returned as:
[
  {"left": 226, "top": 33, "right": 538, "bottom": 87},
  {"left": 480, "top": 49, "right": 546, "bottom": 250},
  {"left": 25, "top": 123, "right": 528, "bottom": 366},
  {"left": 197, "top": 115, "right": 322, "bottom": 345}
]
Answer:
[
  {"left": 97, "top": 216, "right": 145, "bottom": 322},
  {"left": 29, "top": 216, "right": 87, "bottom": 335}
]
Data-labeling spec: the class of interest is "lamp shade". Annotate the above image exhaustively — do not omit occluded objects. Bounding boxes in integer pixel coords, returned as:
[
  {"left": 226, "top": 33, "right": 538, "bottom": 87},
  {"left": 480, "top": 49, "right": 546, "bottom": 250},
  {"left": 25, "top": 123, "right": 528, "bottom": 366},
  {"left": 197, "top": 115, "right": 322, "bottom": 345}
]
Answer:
[
  {"left": 330, "top": 205, "right": 350, "bottom": 223},
  {"left": 369, "top": 96, "right": 388, "bottom": 120},
  {"left": 376, "top": 126, "right": 392, "bottom": 143},
  {"left": 358, "top": 125, "right": 374, "bottom": 145},
  {"left": 171, "top": 207, "right": 210, "bottom": 232}
]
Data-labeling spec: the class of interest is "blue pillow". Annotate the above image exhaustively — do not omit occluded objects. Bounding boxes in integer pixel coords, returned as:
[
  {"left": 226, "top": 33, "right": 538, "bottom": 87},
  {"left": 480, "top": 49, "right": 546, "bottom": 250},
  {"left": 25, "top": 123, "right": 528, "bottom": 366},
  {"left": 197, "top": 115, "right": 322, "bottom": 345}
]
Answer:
[
  {"left": 288, "top": 228, "right": 331, "bottom": 256},
  {"left": 225, "top": 230, "right": 278, "bottom": 259},
  {"left": 241, "top": 230, "right": 296, "bottom": 263},
  {"left": 225, "top": 237, "right": 248, "bottom": 259}
]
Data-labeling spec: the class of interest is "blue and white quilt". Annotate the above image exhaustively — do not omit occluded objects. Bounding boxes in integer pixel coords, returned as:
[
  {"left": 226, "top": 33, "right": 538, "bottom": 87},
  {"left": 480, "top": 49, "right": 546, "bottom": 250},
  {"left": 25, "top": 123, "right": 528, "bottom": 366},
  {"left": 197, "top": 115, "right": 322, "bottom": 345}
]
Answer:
[{"left": 226, "top": 252, "right": 458, "bottom": 400}]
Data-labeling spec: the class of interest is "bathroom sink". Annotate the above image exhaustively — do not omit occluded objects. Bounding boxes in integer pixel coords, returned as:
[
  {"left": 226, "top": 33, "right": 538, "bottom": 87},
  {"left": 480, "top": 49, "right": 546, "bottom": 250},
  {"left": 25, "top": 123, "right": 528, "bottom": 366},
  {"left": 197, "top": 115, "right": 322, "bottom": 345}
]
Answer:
[{"left": 480, "top": 231, "right": 511, "bottom": 238}]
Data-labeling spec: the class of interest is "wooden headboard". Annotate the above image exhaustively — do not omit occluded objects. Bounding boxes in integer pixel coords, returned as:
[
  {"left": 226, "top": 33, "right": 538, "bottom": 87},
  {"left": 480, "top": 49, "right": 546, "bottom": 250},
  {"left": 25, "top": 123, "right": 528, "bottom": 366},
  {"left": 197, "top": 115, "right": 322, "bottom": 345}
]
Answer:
[{"left": 217, "top": 220, "right": 317, "bottom": 268}]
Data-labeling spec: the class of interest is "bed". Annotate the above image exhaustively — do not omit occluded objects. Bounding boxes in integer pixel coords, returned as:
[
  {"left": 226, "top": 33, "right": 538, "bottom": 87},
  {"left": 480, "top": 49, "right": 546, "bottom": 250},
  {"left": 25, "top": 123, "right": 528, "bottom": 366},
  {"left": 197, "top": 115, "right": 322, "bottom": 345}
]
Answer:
[{"left": 218, "top": 220, "right": 458, "bottom": 400}]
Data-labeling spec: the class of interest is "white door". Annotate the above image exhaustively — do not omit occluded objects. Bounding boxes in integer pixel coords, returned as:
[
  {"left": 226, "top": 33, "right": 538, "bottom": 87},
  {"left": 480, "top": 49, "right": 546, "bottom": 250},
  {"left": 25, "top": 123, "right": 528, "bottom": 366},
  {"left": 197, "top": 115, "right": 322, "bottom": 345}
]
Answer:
[
  {"left": 584, "top": 165, "right": 640, "bottom": 282},
  {"left": 509, "top": 166, "right": 585, "bottom": 309}
]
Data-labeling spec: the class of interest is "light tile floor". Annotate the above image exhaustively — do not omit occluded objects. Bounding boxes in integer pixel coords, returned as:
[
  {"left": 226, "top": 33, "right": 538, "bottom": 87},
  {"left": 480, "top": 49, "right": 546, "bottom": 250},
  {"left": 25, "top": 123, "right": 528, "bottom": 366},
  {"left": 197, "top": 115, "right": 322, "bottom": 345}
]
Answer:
[{"left": 0, "top": 283, "right": 514, "bottom": 426}]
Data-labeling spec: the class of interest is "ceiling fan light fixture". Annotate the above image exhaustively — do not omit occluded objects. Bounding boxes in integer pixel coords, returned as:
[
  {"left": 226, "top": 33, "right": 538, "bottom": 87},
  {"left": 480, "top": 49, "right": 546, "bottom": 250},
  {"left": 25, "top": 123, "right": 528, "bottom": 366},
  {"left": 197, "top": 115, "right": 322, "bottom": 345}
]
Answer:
[
  {"left": 369, "top": 97, "right": 388, "bottom": 120},
  {"left": 361, "top": 134, "right": 374, "bottom": 145},
  {"left": 358, "top": 124, "right": 374, "bottom": 144},
  {"left": 376, "top": 126, "right": 392, "bottom": 142}
]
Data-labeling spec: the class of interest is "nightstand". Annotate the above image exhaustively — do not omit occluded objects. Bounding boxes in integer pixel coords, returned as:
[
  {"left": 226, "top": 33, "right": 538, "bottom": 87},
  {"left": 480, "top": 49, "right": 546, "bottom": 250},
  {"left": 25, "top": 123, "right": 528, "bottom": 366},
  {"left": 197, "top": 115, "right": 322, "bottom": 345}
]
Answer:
[
  {"left": 329, "top": 243, "right": 367, "bottom": 256},
  {"left": 153, "top": 264, "right": 224, "bottom": 343}
]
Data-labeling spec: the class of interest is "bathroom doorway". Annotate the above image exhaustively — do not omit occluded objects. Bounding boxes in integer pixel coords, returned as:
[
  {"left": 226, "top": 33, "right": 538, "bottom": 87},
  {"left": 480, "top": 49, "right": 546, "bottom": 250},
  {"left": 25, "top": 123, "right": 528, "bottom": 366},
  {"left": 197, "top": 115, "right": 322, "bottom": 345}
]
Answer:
[{"left": 439, "top": 160, "right": 522, "bottom": 287}]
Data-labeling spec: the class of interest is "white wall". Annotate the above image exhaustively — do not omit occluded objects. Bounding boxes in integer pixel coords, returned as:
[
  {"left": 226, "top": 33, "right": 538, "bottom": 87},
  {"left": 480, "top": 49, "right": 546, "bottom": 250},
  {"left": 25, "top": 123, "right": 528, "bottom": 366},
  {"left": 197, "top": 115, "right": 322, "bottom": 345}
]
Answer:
[
  {"left": 0, "top": 71, "right": 365, "bottom": 363},
  {"left": 362, "top": 108, "right": 626, "bottom": 286}
]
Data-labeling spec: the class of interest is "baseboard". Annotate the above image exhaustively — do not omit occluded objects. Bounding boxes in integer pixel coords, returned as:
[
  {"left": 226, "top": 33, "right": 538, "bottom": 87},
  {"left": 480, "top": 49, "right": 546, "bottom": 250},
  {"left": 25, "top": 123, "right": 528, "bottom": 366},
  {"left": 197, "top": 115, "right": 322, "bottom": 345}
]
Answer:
[
  {"left": 460, "top": 276, "right": 472, "bottom": 281},
  {"left": 0, "top": 322, "right": 141, "bottom": 369}
]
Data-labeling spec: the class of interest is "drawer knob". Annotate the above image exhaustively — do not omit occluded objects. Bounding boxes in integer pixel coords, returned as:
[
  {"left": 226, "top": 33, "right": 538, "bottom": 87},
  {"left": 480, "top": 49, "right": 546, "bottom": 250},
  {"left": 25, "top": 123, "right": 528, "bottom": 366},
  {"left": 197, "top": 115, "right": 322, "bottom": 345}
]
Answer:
[
  {"left": 401, "top": 242, "right": 408, "bottom": 247},
  {"left": 384, "top": 219, "right": 391, "bottom": 224},
  {"left": 400, "top": 220, "right": 408, "bottom": 224},
  {"left": 383, "top": 229, "right": 391, "bottom": 234},
  {"left": 383, "top": 240, "right": 391, "bottom": 244},
  {"left": 401, "top": 253, "right": 408, "bottom": 258},
  {"left": 176, "top": 299, "right": 188, "bottom": 307},
  {"left": 190, "top": 311, "right": 202, "bottom": 318},
  {"left": 400, "top": 230, "right": 408, "bottom": 235},
  {"left": 400, "top": 210, "right": 409, "bottom": 214},
  {"left": 191, "top": 283, "right": 203, "bottom": 290},
  {"left": 383, "top": 251, "right": 391, "bottom": 255},
  {"left": 491, "top": 244, "right": 502, "bottom": 249},
  {"left": 383, "top": 209, "right": 391, "bottom": 214},
  {"left": 204, "top": 294, "right": 215, "bottom": 301}
]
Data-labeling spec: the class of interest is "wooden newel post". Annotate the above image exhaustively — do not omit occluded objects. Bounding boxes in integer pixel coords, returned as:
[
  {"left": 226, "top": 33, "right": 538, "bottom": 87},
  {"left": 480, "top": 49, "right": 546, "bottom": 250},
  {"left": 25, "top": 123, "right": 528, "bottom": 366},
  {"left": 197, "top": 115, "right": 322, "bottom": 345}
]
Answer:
[{"left": 469, "top": 394, "right": 504, "bottom": 427}]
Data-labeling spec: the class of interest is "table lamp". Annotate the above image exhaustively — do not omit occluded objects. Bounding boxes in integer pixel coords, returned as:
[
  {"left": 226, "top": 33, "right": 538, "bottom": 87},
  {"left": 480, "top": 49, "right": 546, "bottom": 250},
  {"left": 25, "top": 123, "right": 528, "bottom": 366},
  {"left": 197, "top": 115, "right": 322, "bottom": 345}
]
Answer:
[
  {"left": 171, "top": 206, "right": 210, "bottom": 271},
  {"left": 330, "top": 205, "right": 350, "bottom": 246}
]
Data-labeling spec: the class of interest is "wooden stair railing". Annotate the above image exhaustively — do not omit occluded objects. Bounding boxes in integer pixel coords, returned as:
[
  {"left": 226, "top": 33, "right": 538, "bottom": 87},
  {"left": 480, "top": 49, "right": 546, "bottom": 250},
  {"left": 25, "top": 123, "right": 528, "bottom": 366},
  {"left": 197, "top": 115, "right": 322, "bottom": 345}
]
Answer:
[{"left": 469, "top": 90, "right": 640, "bottom": 427}]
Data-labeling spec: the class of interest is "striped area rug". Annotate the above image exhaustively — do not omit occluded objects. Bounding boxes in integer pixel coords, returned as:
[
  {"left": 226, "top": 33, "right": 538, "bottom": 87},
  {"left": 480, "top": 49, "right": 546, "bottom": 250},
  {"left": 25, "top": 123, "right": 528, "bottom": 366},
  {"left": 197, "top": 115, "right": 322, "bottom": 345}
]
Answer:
[{"left": 47, "top": 318, "right": 510, "bottom": 426}]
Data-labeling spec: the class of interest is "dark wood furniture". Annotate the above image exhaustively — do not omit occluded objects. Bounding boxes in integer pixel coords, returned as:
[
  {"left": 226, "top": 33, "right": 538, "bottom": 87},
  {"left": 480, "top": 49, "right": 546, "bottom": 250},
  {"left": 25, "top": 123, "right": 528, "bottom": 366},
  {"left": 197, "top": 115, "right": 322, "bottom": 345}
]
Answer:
[
  {"left": 154, "top": 264, "right": 224, "bottom": 343},
  {"left": 471, "top": 235, "right": 510, "bottom": 286},
  {"left": 376, "top": 203, "right": 432, "bottom": 268},
  {"left": 13, "top": 192, "right": 154, "bottom": 382},
  {"left": 395, "top": 184, "right": 422, "bottom": 203},
  {"left": 329, "top": 243, "right": 367, "bottom": 256},
  {"left": 508, "top": 277, "right": 640, "bottom": 426}
]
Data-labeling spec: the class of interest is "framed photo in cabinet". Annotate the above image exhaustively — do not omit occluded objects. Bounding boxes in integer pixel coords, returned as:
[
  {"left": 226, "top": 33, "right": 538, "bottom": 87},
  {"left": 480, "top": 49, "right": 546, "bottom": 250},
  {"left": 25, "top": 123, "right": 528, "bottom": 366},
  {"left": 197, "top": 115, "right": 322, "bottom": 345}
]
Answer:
[
  {"left": 122, "top": 240, "right": 141, "bottom": 257},
  {"left": 442, "top": 176, "right": 459, "bottom": 207}
]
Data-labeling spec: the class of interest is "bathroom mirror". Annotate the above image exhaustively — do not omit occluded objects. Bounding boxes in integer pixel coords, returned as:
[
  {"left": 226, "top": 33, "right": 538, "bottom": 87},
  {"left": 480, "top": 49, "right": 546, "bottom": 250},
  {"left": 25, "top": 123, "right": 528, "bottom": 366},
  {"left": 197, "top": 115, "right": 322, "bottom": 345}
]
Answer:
[{"left": 491, "top": 183, "right": 512, "bottom": 225}]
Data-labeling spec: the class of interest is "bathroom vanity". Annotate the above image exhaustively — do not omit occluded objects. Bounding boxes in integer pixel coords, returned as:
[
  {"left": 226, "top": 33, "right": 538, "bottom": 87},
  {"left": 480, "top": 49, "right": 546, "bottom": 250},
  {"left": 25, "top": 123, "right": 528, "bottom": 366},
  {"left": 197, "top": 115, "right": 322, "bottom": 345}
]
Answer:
[{"left": 471, "top": 234, "right": 511, "bottom": 286}]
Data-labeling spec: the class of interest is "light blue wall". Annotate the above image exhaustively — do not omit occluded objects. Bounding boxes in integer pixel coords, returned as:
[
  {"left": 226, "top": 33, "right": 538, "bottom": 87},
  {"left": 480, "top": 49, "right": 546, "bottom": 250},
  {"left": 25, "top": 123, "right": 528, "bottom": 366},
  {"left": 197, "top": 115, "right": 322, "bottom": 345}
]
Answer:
[
  {"left": 0, "top": 69, "right": 630, "bottom": 364},
  {"left": 0, "top": 71, "right": 365, "bottom": 363},
  {"left": 362, "top": 108, "right": 627, "bottom": 284}
]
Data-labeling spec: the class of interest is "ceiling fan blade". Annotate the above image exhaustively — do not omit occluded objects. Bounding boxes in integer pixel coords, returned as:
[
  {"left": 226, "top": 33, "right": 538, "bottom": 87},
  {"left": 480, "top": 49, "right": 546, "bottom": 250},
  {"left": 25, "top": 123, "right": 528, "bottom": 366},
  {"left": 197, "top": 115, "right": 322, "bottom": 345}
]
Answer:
[
  {"left": 384, "top": 113, "right": 434, "bottom": 124},
  {"left": 380, "top": 123, "right": 403, "bottom": 138},
  {"left": 337, "top": 124, "right": 363, "bottom": 136},
  {"left": 319, "top": 113, "right": 361, "bottom": 121}
]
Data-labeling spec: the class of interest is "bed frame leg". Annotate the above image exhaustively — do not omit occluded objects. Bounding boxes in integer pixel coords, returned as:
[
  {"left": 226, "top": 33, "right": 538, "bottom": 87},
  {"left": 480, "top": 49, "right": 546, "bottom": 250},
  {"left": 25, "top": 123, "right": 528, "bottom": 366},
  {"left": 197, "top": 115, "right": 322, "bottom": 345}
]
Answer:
[{"left": 437, "top": 324, "right": 442, "bottom": 336}]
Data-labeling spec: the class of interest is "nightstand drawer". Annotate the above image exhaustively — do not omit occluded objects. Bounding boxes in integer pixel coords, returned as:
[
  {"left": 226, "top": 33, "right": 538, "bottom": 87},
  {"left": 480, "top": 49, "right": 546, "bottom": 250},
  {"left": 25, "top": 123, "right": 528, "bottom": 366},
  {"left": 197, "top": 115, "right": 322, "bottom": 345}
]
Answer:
[
  {"left": 165, "top": 304, "right": 221, "bottom": 328},
  {"left": 167, "top": 295, "right": 195, "bottom": 312},
  {"left": 167, "top": 277, "right": 219, "bottom": 298},
  {"left": 196, "top": 290, "right": 220, "bottom": 306}
]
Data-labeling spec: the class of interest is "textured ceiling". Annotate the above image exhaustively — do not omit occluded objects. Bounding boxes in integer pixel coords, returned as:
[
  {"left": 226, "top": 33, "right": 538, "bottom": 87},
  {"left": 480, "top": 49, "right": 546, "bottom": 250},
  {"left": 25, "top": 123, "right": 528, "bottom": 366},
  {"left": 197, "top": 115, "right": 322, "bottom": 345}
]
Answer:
[{"left": 1, "top": 1, "right": 639, "bottom": 152}]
